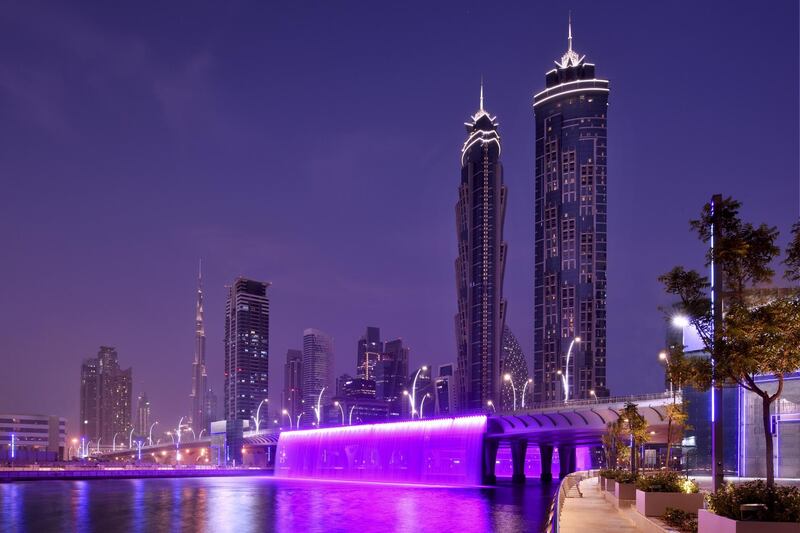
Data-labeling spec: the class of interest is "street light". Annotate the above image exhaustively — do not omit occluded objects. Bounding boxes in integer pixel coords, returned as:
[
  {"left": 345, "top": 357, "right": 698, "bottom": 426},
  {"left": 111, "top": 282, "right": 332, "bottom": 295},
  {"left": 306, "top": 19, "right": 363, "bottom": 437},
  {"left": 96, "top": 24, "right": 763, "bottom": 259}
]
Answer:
[
  {"left": 590, "top": 389, "right": 598, "bottom": 403},
  {"left": 255, "top": 399, "right": 269, "bottom": 433},
  {"left": 348, "top": 405, "right": 356, "bottom": 426},
  {"left": 659, "top": 351, "right": 673, "bottom": 395},
  {"left": 314, "top": 387, "right": 326, "bottom": 427},
  {"left": 176, "top": 417, "right": 185, "bottom": 448},
  {"left": 282, "top": 409, "right": 293, "bottom": 429},
  {"left": 487, "top": 400, "right": 496, "bottom": 413},
  {"left": 129, "top": 427, "right": 135, "bottom": 449},
  {"left": 403, "top": 390, "right": 415, "bottom": 418},
  {"left": 149, "top": 421, "right": 159, "bottom": 446},
  {"left": 420, "top": 393, "right": 432, "bottom": 419},
  {"left": 671, "top": 315, "right": 690, "bottom": 329},
  {"left": 521, "top": 378, "right": 533, "bottom": 408},
  {"left": 198, "top": 429, "right": 206, "bottom": 439},
  {"left": 95, "top": 437, "right": 102, "bottom": 455},
  {"left": 333, "top": 401, "right": 345, "bottom": 426},
  {"left": 410, "top": 366, "right": 428, "bottom": 418},
  {"left": 504, "top": 373, "right": 517, "bottom": 410},
  {"left": 562, "top": 337, "right": 581, "bottom": 403},
  {"left": 296, "top": 412, "right": 304, "bottom": 429},
  {"left": 113, "top": 432, "right": 122, "bottom": 452}
]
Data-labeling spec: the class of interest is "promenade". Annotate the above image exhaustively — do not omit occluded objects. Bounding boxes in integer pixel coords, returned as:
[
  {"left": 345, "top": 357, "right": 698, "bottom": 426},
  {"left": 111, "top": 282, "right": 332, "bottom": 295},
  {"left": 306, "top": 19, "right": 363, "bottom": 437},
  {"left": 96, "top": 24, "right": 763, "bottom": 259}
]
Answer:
[{"left": 559, "top": 477, "right": 640, "bottom": 533}]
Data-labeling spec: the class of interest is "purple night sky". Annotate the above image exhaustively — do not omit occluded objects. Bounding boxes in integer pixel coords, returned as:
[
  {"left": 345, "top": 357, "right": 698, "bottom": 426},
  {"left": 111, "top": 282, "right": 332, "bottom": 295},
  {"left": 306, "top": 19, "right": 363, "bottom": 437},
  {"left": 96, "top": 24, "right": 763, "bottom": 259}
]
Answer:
[{"left": 0, "top": 1, "right": 797, "bottom": 435}]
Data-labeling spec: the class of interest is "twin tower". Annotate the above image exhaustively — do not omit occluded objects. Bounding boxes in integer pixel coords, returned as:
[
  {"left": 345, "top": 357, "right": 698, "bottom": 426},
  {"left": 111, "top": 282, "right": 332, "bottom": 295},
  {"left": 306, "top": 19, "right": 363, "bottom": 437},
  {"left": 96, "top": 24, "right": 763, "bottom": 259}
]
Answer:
[{"left": 455, "top": 20, "right": 610, "bottom": 411}]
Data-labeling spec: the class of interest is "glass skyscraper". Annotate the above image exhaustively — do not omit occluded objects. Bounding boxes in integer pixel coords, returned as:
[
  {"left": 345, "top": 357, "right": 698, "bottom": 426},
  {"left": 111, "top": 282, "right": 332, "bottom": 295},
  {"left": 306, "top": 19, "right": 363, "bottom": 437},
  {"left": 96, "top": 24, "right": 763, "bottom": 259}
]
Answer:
[
  {"left": 455, "top": 85, "right": 507, "bottom": 411},
  {"left": 533, "top": 19, "right": 610, "bottom": 403},
  {"left": 223, "top": 278, "right": 270, "bottom": 422},
  {"left": 302, "top": 328, "right": 334, "bottom": 426}
]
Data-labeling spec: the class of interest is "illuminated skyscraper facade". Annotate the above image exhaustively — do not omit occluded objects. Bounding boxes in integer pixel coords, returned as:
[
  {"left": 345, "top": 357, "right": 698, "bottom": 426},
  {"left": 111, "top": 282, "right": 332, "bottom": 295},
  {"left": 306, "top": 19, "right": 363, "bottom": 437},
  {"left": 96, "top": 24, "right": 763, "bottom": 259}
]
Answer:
[
  {"left": 302, "top": 328, "right": 334, "bottom": 426},
  {"left": 500, "top": 326, "right": 529, "bottom": 410},
  {"left": 283, "top": 349, "right": 303, "bottom": 422},
  {"left": 455, "top": 85, "right": 507, "bottom": 411},
  {"left": 224, "top": 278, "right": 270, "bottom": 422},
  {"left": 533, "top": 19, "right": 610, "bottom": 403},
  {"left": 79, "top": 346, "right": 132, "bottom": 443}
]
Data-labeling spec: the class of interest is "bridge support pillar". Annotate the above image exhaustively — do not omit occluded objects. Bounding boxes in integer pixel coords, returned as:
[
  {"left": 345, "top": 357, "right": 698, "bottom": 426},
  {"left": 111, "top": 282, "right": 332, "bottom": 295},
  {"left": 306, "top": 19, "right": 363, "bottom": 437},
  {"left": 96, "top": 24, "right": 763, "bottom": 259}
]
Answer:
[
  {"left": 539, "top": 444, "right": 553, "bottom": 483},
  {"left": 558, "top": 445, "right": 576, "bottom": 478},
  {"left": 510, "top": 440, "right": 528, "bottom": 484},
  {"left": 482, "top": 439, "right": 499, "bottom": 485}
]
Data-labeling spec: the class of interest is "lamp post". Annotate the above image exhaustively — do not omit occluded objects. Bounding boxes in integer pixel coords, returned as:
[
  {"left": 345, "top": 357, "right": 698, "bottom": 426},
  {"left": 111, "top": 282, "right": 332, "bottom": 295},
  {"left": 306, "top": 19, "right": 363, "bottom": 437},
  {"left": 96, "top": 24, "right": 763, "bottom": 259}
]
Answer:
[
  {"left": 282, "top": 409, "right": 293, "bottom": 429},
  {"left": 420, "top": 393, "right": 432, "bottom": 419},
  {"left": 333, "top": 401, "right": 345, "bottom": 426},
  {"left": 113, "top": 432, "right": 122, "bottom": 452},
  {"left": 521, "top": 378, "right": 533, "bottom": 408},
  {"left": 254, "top": 399, "right": 268, "bottom": 433},
  {"left": 659, "top": 351, "right": 673, "bottom": 395},
  {"left": 296, "top": 412, "right": 304, "bottom": 429},
  {"left": 504, "top": 373, "right": 517, "bottom": 410},
  {"left": 487, "top": 400, "right": 495, "bottom": 413},
  {"left": 562, "top": 337, "right": 581, "bottom": 403},
  {"left": 187, "top": 428, "right": 196, "bottom": 441},
  {"left": 128, "top": 427, "right": 135, "bottom": 449},
  {"left": 403, "top": 390, "right": 415, "bottom": 418},
  {"left": 348, "top": 405, "right": 356, "bottom": 426},
  {"left": 590, "top": 389, "right": 598, "bottom": 404},
  {"left": 176, "top": 417, "right": 185, "bottom": 448},
  {"left": 149, "top": 421, "right": 159, "bottom": 446},
  {"left": 198, "top": 429, "right": 206, "bottom": 440},
  {"left": 95, "top": 438, "right": 102, "bottom": 455},
  {"left": 314, "top": 387, "right": 326, "bottom": 427},
  {"left": 410, "top": 366, "right": 428, "bottom": 418},
  {"left": 167, "top": 431, "right": 174, "bottom": 445}
]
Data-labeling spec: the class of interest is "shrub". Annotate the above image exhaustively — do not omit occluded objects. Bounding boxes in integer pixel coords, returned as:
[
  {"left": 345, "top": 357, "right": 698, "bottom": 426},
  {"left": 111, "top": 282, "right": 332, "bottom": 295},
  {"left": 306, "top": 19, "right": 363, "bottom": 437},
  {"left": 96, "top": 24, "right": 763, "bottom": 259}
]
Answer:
[
  {"left": 706, "top": 481, "right": 800, "bottom": 522},
  {"left": 636, "top": 471, "right": 699, "bottom": 493},
  {"left": 662, "top": 507, "right": 698, "bottom": 533},
  {"left": 614, "top": 470, "right": 638, "bottom": 484},
  {"left": 599, "top": 468, "right": 615, "bottom": 479}
]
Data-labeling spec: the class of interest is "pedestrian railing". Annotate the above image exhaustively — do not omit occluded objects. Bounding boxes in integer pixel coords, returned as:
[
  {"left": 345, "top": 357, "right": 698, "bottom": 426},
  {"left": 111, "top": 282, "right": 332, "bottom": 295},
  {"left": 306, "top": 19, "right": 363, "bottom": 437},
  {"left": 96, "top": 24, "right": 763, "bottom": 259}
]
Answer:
[{"left": 544, "top": 469, "right": 597, "bottom": 533}]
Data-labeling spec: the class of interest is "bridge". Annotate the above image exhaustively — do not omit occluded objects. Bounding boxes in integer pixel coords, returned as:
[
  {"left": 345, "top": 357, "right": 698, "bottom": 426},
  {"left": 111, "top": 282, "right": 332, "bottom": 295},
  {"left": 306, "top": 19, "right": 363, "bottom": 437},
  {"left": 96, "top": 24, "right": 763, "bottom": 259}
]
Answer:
[{"left": 95, "top": 392, "right": 674, "bottom": 485}]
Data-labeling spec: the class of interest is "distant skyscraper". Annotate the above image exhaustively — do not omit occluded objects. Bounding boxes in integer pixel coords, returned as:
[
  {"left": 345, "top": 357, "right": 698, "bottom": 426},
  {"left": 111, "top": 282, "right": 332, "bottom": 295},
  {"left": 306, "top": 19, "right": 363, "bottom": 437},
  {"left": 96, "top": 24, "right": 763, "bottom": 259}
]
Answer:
[
  {"left": 376, "top": 338, "right": 409, "bottom": 418},
  {"left": 136, "top": 392, "right": 150, "bottom": 435},
  {"left": 224, "top": 278, "right": 270, "bottom": 422},
  {"left": 283, "top": 349, "right": 303, "bottom": 422},
  {"left": 356, "top": 327, "right": 384, "bottom": 380},
  {"left": 533, "top": 17, "right": 610, "bottom": 403},
  {"left": 500, "top": 326, "right": 529, "bottom": 410},
  {"left": 302, "top": 328, "right": 334, "bottom": 426},
  {"left": 190, "top": 261, "right": 209, "bottom": 432},
  {"left": 454, "top": 84, "right": 508, "bottom": 411},
  {"left": 79, "top": 346, "right": 132, "bottom": 443},
  {"left": 435, "top": 363, "right": 458, "bottom": 415}
]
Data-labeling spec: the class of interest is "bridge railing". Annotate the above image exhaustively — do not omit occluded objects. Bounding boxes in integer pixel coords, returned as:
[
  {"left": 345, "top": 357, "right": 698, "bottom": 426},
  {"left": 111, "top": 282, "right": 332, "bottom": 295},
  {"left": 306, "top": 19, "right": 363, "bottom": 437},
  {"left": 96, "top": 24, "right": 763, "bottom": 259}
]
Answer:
[
  {"left": 544, "top": 469, "right": 596, "bottom": 533},
  {"left": 498, "top": 391, "right": 675, "bottom": 414}
]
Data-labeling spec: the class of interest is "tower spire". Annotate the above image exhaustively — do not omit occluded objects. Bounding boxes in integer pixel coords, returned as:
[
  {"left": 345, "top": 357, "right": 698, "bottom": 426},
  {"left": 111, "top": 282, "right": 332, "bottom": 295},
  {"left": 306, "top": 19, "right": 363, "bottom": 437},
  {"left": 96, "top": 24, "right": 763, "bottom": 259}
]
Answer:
[
  {"left": 479, "top": 77, "right": 484, "bottom": 112},
  {"left": 568, "top": 11, "right": 573, "bottom": 52}
]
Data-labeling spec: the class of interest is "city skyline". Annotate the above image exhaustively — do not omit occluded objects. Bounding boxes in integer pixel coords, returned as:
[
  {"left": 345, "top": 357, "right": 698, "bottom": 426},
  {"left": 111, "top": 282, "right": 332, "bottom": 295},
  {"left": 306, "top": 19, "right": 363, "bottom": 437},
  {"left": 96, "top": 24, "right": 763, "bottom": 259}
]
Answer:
[{"left": 0, "top": 2, "right": 797, "bottom": 434}]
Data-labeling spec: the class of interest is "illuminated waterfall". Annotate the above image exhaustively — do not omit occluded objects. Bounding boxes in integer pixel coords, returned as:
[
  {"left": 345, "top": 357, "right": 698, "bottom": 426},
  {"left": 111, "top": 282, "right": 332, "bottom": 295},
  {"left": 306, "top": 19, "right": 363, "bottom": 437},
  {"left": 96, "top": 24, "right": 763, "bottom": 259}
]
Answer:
[{"left": 275, "top": 416, "right": 487, "bottom": 485}]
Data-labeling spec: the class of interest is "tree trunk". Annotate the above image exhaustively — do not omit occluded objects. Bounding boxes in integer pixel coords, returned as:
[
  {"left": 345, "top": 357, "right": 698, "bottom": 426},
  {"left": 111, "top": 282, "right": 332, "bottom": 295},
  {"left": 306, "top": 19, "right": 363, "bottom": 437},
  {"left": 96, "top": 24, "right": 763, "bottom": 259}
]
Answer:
[
  {"left": 761, "top": 393, "right": 775, "bottom": 487},
  {"left": 666, "top": 419, "right": 673, "bottom": 471}
]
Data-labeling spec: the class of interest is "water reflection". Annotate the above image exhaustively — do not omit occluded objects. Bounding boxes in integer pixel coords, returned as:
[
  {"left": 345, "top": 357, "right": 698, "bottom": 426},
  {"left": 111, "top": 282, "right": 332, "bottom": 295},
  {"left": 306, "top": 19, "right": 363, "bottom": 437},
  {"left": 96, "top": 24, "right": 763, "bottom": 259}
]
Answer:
[{"left": 0, "top": 476, "right": 557, "bottom": 532}]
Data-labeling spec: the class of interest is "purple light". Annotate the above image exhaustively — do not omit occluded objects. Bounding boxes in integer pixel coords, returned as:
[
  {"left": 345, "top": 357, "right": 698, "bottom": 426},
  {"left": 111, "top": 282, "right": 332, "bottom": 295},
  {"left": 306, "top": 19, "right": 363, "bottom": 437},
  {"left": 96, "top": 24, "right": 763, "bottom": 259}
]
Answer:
[
  {"left": 10, "top": 433, "right": 15, "bottom": 459},
  {"left": 275, "top": 416, "right": 487, "bottom": 486}
]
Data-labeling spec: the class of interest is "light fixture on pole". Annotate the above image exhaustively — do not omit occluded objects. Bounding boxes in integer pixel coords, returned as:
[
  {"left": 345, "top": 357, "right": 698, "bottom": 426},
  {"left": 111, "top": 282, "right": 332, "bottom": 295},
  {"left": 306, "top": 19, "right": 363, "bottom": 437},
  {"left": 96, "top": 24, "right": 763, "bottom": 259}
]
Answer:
[
  {"left": 487, "top": 400, "right": 495, "bottom": 413},
  {"left": 254, "top": 399, "right": 268, "bottom": 433},
  {"left": 658, "top": 351, "right": 673, "bottom": 395},
  {"left": 521, "top": 378, "right": 533, "bottom": 408},
  {"left": 504, "top": 373, "right": 517, "bottom": 410},
  {"left": 410, "top": 366, "right": 428, "bottom": 418},
  {"left": 314, "top": 387, "right": 326, "bottom": 427},
  {"left": 420, "top": 393, "right": 432, "bottom": 418},
  {"left": 561, "top": 337, "right": 580, "bottom": 403},
  {"left": 403, "top": 390, "right": 415, "bottom": 418},
  {"left": 148, "top": 421, "right": 158, "bottom": 446},
  {"left": 333, "top": 401, "right": 345, "bottom": 426},
  {"left": 282, "top": 409, "right": 293, "bottom": 429},
  {"left": 348, "top": 405, "right": 356, "bottom": 426}
]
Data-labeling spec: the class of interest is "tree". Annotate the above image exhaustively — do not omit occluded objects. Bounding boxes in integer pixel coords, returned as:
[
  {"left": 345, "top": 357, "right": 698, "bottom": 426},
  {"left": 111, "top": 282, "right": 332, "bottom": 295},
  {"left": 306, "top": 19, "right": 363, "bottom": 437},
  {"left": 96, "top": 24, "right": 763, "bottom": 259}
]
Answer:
[
  {"left": 620, "top": 402, "right": 650, "bottom": 475},
  {"left": 661, "top": 344, "right": 695, "bottom": 470},
  {"left": 659, "top": 196, "right": 798, "bottom": 487},
  {"left": 602, "top": 418, "right": 625, "bottom": 469},
  {"left": 784, "top": 221, "right": 800, "bottom": 282},
  {"left": 717, "top": 297, "right": 800, "bottom": 485}
]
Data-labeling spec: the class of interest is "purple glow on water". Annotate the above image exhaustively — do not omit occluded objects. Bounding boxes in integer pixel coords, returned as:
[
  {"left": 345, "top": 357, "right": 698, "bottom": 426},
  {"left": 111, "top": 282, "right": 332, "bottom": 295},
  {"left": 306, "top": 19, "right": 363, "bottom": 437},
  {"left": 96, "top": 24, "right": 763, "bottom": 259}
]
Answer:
[{"left": 275, "top": 416, "right": 487, "bottom": 485}]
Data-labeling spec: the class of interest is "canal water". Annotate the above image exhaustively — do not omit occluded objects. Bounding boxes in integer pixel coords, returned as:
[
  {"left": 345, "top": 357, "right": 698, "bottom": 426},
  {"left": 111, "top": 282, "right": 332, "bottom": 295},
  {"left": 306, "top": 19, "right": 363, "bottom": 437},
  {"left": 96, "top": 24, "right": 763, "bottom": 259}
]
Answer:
[{"left": 0, "top": 476, "right": 557, "bottom": 532}]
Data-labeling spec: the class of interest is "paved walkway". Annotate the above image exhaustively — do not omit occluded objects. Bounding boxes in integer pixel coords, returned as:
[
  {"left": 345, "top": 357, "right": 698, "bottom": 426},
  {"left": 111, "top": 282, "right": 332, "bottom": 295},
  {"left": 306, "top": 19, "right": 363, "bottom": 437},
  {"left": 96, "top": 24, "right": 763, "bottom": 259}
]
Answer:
[{"left": 559, "top": 477, "right": 641, "bottom": 533}]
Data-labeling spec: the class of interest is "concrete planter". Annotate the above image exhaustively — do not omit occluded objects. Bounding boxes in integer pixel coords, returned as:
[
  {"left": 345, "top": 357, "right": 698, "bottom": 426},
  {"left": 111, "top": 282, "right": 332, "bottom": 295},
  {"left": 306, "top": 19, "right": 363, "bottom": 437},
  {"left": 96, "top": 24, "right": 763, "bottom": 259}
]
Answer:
[
  {"left": 615, "top": 482, "right": 636, "bottom": 502},
  {"left": 605, "top": 479, "right": 616, "bottom": 493},
  {"left": 698, "top": 509, "right": 800, "bottom": 533},
  {"left": 635, "top": 489, "right": 704, "bottom": 516}
]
